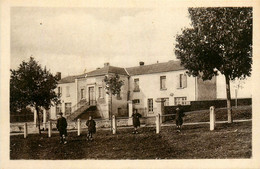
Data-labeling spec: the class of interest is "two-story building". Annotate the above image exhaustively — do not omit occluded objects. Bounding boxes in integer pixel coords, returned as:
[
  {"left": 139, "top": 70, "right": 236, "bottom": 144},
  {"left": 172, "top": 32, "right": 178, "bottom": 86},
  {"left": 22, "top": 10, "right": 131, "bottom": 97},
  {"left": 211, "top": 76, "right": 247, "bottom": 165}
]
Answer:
[{"left": 49, "top": 60, "right": 218, "bottom": 121}]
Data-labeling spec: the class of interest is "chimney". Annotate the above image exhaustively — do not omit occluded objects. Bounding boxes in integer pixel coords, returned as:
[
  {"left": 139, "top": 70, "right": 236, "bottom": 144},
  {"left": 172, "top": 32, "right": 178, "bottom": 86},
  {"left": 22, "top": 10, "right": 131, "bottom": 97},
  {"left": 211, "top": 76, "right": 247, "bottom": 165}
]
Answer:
[
  {"left": 104, "top": 62, "right": 110, "bottom": 67},
  {"left": 139, "top": 61, "right": 144, "bottom": 66},
  {"left": 56, "top": 72, "right": 61, "bottom": 80}
]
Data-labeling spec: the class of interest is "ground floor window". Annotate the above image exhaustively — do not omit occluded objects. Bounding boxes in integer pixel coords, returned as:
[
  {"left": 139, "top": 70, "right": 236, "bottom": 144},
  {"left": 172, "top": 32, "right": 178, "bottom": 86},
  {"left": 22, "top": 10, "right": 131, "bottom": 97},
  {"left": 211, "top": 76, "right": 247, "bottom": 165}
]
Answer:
[
  {"left": 65, "top": 102, "right": 72, "bottom": 115},
  {"left": 132, "top": 99, "right": 140, "bottom": 104},
  {"left": 163, "top": 98, "right": 169, "bottom": 106},
  {"left": 174, "top": 97, "right": 187, "bottom": 105},
  {"left": 148, "top": 98, "right": 153, "bottom": 112},
  {"left": 56, "top": 103, "right": 62, "bottom": 114}
]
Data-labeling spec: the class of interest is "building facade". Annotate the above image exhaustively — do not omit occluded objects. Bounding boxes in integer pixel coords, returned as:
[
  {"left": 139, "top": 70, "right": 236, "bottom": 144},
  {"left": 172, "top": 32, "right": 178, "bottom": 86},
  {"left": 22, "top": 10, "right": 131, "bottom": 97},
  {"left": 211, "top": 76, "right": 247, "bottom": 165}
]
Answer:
[{"left": 49, "top": 60, "right": 218, "bottom": 120}]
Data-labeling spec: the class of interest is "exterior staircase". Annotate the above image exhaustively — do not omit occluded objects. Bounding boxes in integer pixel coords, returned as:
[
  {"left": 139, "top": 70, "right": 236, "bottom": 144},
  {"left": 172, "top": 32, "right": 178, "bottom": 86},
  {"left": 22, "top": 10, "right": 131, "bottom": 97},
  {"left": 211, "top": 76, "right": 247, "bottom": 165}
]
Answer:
[{"left": 67, "top": 100, "right": 96, "bottom": 121}]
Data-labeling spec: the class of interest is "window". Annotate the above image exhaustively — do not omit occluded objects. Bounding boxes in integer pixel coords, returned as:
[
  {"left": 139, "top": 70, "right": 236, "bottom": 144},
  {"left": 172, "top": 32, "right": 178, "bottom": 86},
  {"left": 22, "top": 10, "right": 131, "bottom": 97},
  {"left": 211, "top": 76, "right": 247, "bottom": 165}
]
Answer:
[
  {"left": 178, "top": 74, "right": 187, "bottom": 88},
  {"left": 66, "top": 86, "right": 70, "bottom": 97},
  {"left": 80, "top": 88, "right": 85, "bottom": 99},
  {"left": 98, "top": 87, "right": 103, "bottom": 98},
  {"left": 58, "top": 87, "right": 62, "bottom": 96},
  {"left": 148, "top": 98, "right": 153, "bottom": 112},
  {"left": 134, "top": 78, "right": 140, "bottom": 92},
  {"left": 65, "top": 103, "right": 72, "bottom": 115},
  {"left": 56, "top": 103, "right": 62, "bottom": 114},
  {"left": 132, "top": 99, "right": 140, "bottom": 104},
  {"left": 174, "top": 97, "right": 187, "bottom": 105},
  {"left": 160, "top": 76, "right": 166, "bottom": 90},
  {"left": 163, "top": 98, "right": 169, "bottom": 106},
  {"left": 117, "top": 91, "right": 121, "bottom": 100}
]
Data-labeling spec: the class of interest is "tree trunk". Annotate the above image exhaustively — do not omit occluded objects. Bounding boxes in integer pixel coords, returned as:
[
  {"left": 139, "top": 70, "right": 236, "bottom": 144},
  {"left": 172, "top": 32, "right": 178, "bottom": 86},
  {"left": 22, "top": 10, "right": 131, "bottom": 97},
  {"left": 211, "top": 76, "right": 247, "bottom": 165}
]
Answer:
[
  {"left": 36, "top": 106, "right": 41, "bottom": 134},
  {"left": 225, "top": 75, "right": 233, "bottom": 123}
]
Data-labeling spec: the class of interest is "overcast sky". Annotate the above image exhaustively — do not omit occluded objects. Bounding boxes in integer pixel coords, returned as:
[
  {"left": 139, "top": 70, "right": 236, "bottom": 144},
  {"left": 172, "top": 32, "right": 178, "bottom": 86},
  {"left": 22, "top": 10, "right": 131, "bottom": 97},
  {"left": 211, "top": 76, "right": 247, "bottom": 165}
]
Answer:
[{"left": 11, "top": 7, "right": 191, "bottom": 77}]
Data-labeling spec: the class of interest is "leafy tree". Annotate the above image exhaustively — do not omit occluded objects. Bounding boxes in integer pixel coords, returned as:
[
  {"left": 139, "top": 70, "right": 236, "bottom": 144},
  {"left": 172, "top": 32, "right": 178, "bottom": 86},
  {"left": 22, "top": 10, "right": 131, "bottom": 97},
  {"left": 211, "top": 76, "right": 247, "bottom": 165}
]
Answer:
[
  {"left": 104, "top": 74, "right": 124, "bottom": 128},
  {"left": 175, "top": 7, "right": 252, "bottom": 123},
  {"left": 10, "top": 57, "right": 60, "bottom": 134}
]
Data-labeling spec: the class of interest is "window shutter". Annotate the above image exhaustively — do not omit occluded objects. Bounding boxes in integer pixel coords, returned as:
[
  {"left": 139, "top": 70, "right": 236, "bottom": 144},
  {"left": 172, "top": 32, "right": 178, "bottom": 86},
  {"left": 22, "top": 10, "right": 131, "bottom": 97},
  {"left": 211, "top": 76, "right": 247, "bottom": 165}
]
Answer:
[
  {"left": 176, "top": 75, "right": 180, "bottom": 88},
  {"left": 183, "top": 74, "right": 187, "bottom": 88}
]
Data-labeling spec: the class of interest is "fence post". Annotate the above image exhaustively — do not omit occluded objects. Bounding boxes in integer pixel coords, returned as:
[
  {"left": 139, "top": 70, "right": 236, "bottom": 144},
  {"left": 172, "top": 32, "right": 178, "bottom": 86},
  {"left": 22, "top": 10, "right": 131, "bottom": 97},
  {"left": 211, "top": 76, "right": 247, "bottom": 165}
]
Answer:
[
  {"left": 43, "top": 109, "right": 47, "bottom": 130},
  {"left": 48, "top": 121, "right": 52, "bottom": 137},
  {"left": 156, "top": 114, "right": 161, "bottom": 134},
  {"left": 210, "top": 106, "right": 215, "bottom": 131},
  {"left": 77, "top": 119, "right": 81, "bottom": 136},
  {"left": 128, "top": 101, "right": 133, "bottom": 126},
  {"left": 24, "top": 123, "right": 28, "bottom": 138},
  {"left": 112, "top": 115, "right": 117, "bottom": 134}
]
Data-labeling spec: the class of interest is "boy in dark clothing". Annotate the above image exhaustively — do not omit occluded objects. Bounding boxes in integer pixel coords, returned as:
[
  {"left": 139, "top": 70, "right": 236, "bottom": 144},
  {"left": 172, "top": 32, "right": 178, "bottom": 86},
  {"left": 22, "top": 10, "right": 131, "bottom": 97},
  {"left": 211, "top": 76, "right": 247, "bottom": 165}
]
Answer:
[
  {"left": 175, "top": 105, "right": 185, "bottom": 132},
  {"left": 86, "top": 116, "right": 96, "bottom": 141},
  {"left": 56, "top": 112, "right": 68, "bottom": 144},
  {"left": 132, "top": 109, "right": 142, "bottom": 134}
]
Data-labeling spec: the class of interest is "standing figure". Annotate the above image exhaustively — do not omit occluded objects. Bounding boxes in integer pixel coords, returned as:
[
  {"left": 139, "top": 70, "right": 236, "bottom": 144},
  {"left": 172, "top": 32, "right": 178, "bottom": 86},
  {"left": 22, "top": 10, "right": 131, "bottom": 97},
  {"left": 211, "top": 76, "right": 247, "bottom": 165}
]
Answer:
[
  {"left": 56, "top": 112, "right": 68, "bottom": 144},
  {"left": 132, "top": 109, "right": 142, "bottom": 134},
  {"left": 86, "top": 116, "right": 96, "bottom": 141},
  {"left": 175, "top": 105, "right": 185, "bottom": 132}
]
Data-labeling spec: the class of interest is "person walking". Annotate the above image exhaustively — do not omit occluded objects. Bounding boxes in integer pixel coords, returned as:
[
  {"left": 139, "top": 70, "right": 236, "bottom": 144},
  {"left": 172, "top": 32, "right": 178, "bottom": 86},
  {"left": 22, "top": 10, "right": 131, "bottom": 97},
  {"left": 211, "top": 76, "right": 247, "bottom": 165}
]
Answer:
[
  {"left": 56, "top": 112, "right": 68, "bottom": 144},
  {"left": 175, "top": 105, "right": 185, "bottom": 132},
  {"left": 86, "top": 116, "right": 96, "bottom": 141},
  {"left": 132, "top": 109, "right": 142, "bottom": 134}
]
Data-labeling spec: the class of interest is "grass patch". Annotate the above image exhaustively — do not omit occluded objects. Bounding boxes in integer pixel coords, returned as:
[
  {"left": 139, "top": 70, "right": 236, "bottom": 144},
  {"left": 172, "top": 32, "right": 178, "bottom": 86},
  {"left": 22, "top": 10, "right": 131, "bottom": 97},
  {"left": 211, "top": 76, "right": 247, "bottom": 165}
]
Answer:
[
  {"left": 10, "top": 121, "right": 251, "bottom": 159},
  {"left": 183, "top": 106, "right": 251, "bottom": 123}
]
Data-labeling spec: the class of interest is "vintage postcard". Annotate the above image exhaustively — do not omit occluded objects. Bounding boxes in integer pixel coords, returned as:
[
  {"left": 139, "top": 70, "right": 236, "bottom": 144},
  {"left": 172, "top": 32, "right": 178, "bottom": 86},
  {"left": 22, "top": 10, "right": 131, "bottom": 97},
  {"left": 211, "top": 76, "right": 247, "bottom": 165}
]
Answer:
[{"left": 1, "top": 0, "right": 260, "bottom": 168}]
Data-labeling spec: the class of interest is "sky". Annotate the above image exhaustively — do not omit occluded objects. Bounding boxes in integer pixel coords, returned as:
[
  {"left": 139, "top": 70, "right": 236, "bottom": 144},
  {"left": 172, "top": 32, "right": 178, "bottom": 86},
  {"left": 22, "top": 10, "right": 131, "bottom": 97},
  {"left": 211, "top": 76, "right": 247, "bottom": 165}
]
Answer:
[{"left": 11, "top": 7, "right": 191, "bottom": 77}]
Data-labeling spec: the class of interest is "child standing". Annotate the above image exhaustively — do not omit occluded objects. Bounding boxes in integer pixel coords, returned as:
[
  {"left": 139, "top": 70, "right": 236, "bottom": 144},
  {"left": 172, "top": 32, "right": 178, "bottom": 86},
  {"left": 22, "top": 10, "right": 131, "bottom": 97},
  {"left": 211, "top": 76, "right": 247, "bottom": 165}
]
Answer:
[
  {"left": 86, "top": 116, "right": 96, "bottom": 141},
  {"left": 56, "top": 112, "right": 68, "bottom": 144},
  {"left": 175, "top": 105, "right": 185, "bottom": 132},
  {"left": 132, "top": 109, "right": 142, "bottom": 134}
]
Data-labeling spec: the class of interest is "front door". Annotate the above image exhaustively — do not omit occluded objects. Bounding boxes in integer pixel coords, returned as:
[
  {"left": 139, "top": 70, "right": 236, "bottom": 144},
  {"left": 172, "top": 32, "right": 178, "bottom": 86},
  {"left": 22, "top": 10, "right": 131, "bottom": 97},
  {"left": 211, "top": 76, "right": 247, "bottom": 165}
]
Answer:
[{"left": 89, "top": 87, "right": 95, "bottom": 105}]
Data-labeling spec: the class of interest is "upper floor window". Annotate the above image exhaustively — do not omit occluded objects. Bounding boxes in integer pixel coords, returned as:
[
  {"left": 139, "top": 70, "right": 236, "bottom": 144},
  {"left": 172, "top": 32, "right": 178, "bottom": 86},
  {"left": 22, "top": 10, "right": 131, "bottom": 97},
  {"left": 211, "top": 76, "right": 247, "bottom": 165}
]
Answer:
[
  {"left": 117, "top": 91, "right": 122, "bottom": 100},
  {"left": 134, "top": 78, "right": 140, "bottom": 92},
  {"left": 160, "top": 76, "right": 166, "bottom": 90},
  {"left": 58, "top": 87, "right": 62, "bottom": 96},
  {"left": 178, "top": 74, "right": 187, "bottom": 88},
  {"left": 80, "top": 88, "right": 85, "bottom": 99},
  {"left": 98, "top": 87, "right": 103, "bottom": 98},
  {"left": 66, "top": 86, "right": 70, "bottom": 97}
]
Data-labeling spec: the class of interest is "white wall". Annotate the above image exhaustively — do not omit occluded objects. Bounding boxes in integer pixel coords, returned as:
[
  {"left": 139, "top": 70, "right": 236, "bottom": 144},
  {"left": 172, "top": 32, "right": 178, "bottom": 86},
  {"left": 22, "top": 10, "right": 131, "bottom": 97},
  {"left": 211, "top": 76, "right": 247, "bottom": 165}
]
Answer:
[
  {"left": 216, "top": 75, "right": 252, "bottom": 99},
  {"left": 129, "top": 70, "right": 196, "bottom": 115}
]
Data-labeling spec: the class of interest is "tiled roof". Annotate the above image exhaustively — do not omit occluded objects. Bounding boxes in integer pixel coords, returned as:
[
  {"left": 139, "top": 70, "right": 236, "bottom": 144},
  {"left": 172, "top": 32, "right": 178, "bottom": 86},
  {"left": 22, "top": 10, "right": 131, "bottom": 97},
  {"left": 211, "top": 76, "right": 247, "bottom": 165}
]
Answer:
[
  {"left": 126, "top": 60, "right": 185, "bottom": 76},
  {"left": 86, "top": 66, "right": 128, "bottom": 77},
  {"left": 58, "top": 66, "right": 128, "bottom": 84},
  {"left": 58, "top": 75, "right": 79, "bottom": 84},
  {"left": 58, "top": 60, "right": 185, "bottom": 84}
]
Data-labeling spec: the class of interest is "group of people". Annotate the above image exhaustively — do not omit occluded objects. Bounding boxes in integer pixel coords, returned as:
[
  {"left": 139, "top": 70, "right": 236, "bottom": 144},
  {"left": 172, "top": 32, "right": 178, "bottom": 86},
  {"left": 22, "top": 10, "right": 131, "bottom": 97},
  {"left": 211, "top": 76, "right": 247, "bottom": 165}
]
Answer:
[
  {"left": 56, "top": 112, "right": 96, "bottom": 144},
  {"left": 56, "top": 105, "right": 184, "bottom": 144}
]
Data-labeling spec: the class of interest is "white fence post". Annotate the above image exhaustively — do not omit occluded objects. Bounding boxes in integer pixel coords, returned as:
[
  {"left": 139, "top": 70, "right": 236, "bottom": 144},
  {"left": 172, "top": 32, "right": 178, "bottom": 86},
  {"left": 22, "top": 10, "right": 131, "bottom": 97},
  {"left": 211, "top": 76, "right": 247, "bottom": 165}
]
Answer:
[
  {"left": 24, "top": 123, "right": 28, "bottom": 138},
  {"left": 156, "top": 114, "right": 161, "bottom": 134},
  {"left": 210, "top": 106, "right": 216, "bottom": 131},
  {"left": 77, "top": 119, "right": 81, "bottom": 136},
  {"left": 112, "top": 115, "right": 117, "bottom": 134},
  {"left": 128, "top": 101, "right": 133, "bottom": 126},
  {"left": 48, "top": 121, "right": 52, "bottom": 137}
]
